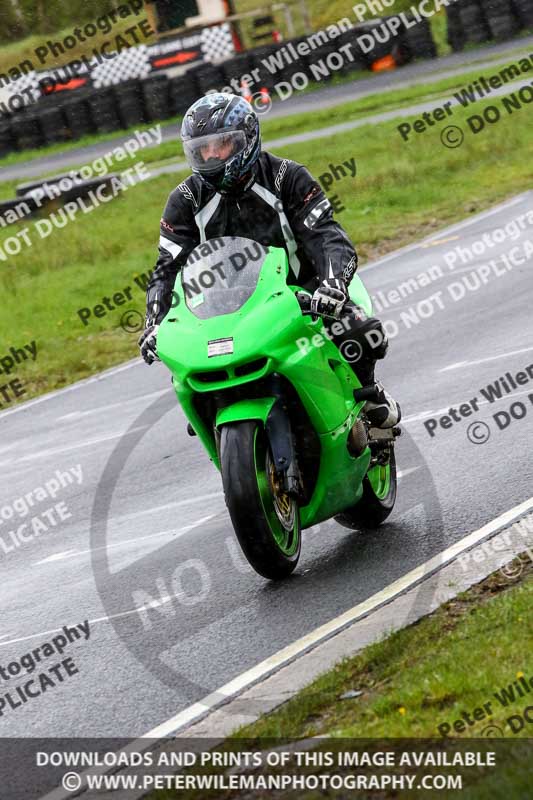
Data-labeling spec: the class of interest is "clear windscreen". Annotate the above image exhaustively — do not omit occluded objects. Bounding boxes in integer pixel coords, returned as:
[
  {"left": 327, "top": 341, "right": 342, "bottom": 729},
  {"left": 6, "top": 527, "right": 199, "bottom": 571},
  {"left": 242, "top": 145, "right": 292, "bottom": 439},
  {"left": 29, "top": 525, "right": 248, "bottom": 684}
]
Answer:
[
  {"left": 181, "top": 237, "right": 269, "bottom": 319},
  {"left": 182, "top": 130, "right": 246, "bottom": 173}
]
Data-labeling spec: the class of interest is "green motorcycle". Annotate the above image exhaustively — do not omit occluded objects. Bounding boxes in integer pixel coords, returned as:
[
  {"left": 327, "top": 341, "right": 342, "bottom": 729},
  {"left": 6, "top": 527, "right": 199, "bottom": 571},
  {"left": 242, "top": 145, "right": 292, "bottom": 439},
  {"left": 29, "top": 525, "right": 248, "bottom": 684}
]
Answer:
[{"left": 157, "top": 236, "right": 400, "bottom": 580}]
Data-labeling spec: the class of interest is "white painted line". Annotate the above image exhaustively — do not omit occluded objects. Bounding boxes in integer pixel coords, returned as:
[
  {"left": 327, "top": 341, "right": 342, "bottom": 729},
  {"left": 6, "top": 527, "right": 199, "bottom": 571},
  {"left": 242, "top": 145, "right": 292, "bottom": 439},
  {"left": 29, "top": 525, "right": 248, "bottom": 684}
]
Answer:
[
  {"left": 402, "top": 387, "right": 533, "bottom": 426},
  {"left": 439, "top": 346, "right": 533, "bottom": 372},
  {"left": 56, "top": 388, "right": 168, "bottom": 421},
  {"left": 0, "top": 597, "right": 179, "bottom": 651},
  {"left": 4, "top": 515, "right": 214, "bottom": 643},
  {"left": 397, "top": 466, "right": 419, "bottom": 479},
  {"left": 6, "top": 425, "right": 150, "bottom": 465},
  {"left": 420, "top": 235, "right": 459, "bottom": 248},
  {"left": 32, "top": 515, "right": 217, "bottom": 565},
  {"left": 0, "top": 595, "right": 184, "bottom": 648},
  {"left": 439, "top": 361, "right": 468, "bottom": 372},
  {"left": 0, "top": 358, "right": 144, "bottom": 420},
  {"left": 402, "top": 410, "right": 438, "bottom": 423},
  {"left": 33, "top": 551, "right": 78, "bottom": 564},
  {"left": 110, "top": 491, "right": 224, "bottom": 524},
  {"left": 142, "top": 494, "right": 533, "bottom": 739}
]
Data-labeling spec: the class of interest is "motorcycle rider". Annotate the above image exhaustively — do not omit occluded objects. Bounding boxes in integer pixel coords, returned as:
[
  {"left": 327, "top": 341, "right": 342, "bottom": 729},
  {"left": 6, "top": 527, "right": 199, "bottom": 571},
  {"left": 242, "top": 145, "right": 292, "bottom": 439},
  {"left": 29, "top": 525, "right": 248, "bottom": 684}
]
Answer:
[{"left": 139, "top": 93, "right": 400, "bottom": 428}]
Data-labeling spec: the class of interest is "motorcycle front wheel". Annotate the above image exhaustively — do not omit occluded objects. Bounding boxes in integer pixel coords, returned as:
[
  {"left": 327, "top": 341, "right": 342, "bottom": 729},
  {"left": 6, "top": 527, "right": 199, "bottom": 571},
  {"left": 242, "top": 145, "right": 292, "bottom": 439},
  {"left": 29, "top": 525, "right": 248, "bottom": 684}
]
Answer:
[{"left": 220, "top": 421, "right": 301, "bottom": 580}]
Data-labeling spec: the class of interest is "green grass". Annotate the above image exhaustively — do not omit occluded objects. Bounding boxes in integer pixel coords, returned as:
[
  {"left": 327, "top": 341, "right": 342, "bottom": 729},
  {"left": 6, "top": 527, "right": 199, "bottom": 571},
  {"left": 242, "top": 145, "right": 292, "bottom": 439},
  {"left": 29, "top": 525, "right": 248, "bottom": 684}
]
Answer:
[
  {"left": 147, "top": 565, "right": 532, "bottom": 800},
  {"left": 232, "top": 566, "right": 533, "bottom": 740},
  {"left": 0, "top": 86, "right": 531, "bottom": 404}
]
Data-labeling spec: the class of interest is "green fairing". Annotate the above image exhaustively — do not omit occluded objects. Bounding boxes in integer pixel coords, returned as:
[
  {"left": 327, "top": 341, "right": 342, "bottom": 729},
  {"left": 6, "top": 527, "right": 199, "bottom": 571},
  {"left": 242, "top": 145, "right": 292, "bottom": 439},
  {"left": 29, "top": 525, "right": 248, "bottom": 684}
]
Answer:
[{"left": 157, "top": 243, "right": 375, "bottom": 530}]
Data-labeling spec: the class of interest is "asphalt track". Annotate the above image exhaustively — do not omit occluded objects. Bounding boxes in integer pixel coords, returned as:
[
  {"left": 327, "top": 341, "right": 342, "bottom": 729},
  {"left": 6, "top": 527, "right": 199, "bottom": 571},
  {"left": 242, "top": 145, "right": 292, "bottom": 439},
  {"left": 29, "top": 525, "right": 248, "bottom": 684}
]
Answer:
[
  {"left": 1, "top": 191, "right": 532, "bottom": 749},
  {"left": 1, "top": 33, "right": 532, "bottom": 184}
]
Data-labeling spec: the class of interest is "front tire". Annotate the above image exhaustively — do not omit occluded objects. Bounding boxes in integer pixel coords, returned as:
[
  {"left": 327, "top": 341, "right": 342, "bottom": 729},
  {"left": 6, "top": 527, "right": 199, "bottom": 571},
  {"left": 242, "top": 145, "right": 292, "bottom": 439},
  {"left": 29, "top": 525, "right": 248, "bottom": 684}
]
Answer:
[
  {"left": 335, "top": 447, "right": 397, "bottom": 529},
  {"left": 220, "top": 421, "right": 301, "bottom": 580}
]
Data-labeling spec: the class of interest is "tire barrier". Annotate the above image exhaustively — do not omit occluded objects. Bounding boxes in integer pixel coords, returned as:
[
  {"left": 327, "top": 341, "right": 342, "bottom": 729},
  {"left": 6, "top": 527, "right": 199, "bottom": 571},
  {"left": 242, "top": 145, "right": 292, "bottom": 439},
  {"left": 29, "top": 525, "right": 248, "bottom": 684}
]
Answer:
[
  {"left": 86, "top": 88, "right": 123, "bottom": 134},
  {"left": 190, "top": 63, "right": 227, "bottom": 95},
  {"left": 401, "top": 16, "right": 437, "bottom": 60},
  {"left": 222, "top": 53, "right": 253, "bottom": 88},
  {"left": 169, "top": 75, "right": 201, "bottom": 116},
  {"left": 459, "top": 0, "right": 492, "bottom": 44},
  {"left": 511, "top": 0, "right": 533, "bottom": 28},
  {"left": 0, "top": 21, "right": 434, "bottom": 158},
  {"left": 10, "top": 113, "right": 43, "bottom": 151},
  {"left": 38, "top": 105, "right": 71, "bottom": 146},
  {"left": 446, "top": 6, "right": 467, "bottom": 52},
  {"left": 447, "top": 0, "right": 532, "bottom": 51},
  {"left": 15, "top": 171, "right": 86, "bottom": 199},
  {"left": 0, "top": 122, "right": 14, "bottom": 158},
  {"left": 0, "top": 194, "right": 40, "bottom": 227},
  {"left": 115, "top": 80, "right": 146, "bottom": 128},
  {"left": 334, "top": 30, "right": 369, "bottom": 74},
  {"left": 141, "top": 74, "right": 172, "bottom": 121},
  {"left": 3, "top": 0, "right": 531, "bottom": 158},
  {"left": 62, "top": 93, "right": 95, "bottom": 140},
  {"left": 480, "top": 0, "right": 520, "bottom": 41},
  {"left": 0, "top": 173, "right": 120, "bottom": 227}
]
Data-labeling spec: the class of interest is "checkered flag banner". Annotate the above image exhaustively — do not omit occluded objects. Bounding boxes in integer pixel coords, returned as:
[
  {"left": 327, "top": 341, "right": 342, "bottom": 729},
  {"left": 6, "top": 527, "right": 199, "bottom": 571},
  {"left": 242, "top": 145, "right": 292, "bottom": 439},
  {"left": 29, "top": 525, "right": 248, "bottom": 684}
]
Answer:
[
  {"left": 91, "top": 45, "right": 152, "bottom": 88},
  {"left": 4, "top": 71, "right": 41, "bottom": 107},
  {"left": 201, "top": 23, "right": 235, "bottom": 62}
]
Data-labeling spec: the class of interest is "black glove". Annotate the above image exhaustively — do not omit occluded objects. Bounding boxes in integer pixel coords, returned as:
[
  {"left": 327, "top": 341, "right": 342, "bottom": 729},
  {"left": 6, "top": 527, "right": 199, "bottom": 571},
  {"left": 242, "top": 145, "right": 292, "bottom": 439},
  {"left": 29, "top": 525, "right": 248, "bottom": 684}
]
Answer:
[
  {"left": 311, "top": 278, "right": 348, "bottom": 319},
  {"left": 138, "top": 324, "right": 160, "bottom": 365}
]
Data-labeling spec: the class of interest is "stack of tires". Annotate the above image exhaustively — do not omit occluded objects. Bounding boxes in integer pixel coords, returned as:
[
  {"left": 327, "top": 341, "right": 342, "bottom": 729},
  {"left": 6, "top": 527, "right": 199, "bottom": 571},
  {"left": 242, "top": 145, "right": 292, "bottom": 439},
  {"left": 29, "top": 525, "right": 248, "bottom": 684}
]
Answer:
[
  {"left": 249, "top": 44, "right": 283, "bottom": 91},
  {"left": 400, "top": 16, "right": 437, "bottom": 60},
  {"left": 115, "top": 80, "right": 146, "bottom": 128},
  {"left": 332, "top": 29, "right": 370, "bottom": 74},
  {"left": 62, "top": 92, "right": 94, "bottom": 140},
  {"left": 0, "top": 121, "right": 14, "bottom": 158},
  {"left": 221, "top": 52, "right": 253, "bottom": 91},
  {"left": 446, "top": 6, "right": 467, "bottom": 51},
  {"left": 511, "top": 0, "right": 533, "bottom": 27},
  {"left": 187, "top": 63, "right": 226, "bottom": 95},
  {"left": 447, "top": 0, "right": 532, "bottom": 50},
  {"left": 38, "top": 105, "right": 71, "bottom": 145},
  {"left": 141, "top": 74, "right": 172, "bottom": 121},
  {"left": 10, "top": 113, "right": 43, "bottom": 151},
  {"left": 479, "top": 0, "right": 520, "bottom": 39},
  {"left": 458, "top": 0, "right": 492, "bottom": 44},
  {"left": 305, "top": 38, "right": 340, "bottom": 85},
  {"left": 87, "top": 88, "right": 122, "bottom": 134},
  {"left": 169, "top": 74, "right": 201, "bottom": 115}
]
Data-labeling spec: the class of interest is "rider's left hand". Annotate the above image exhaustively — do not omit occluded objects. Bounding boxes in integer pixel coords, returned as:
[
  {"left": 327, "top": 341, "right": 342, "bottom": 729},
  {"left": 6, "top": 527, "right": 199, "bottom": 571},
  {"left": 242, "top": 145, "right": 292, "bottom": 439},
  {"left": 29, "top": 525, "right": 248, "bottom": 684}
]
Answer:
[
  {"left": 138, "top": 324, "right": 160, "bottom": 364},
  {"left": 311, "top": 278, "right": 348, "bottom": 319}
]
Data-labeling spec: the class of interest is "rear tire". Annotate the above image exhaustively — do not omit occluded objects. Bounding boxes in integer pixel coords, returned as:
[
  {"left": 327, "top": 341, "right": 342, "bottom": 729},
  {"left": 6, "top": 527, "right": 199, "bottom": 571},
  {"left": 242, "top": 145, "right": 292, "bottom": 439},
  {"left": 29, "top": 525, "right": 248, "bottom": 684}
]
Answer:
[
  {"left": 220, "top": 421, "right": 301, "bottom": 580},
  {"left": 335, "top": 447, "right": 397, "bottom": 530}
]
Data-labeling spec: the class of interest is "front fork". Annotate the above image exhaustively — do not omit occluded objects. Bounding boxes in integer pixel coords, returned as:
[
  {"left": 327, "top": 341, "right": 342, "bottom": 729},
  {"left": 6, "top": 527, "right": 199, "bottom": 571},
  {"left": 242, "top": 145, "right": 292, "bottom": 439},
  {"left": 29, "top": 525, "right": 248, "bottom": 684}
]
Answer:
[{"left": 265, "top": 375, "right": 302, "bottom": 497}]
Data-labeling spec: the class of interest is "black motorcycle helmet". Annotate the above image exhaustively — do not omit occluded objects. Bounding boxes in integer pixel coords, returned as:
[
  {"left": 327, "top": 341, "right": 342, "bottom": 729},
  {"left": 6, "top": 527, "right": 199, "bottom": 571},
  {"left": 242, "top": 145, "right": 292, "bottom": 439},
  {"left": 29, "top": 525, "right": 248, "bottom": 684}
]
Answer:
[{"left": 181, "top": 93, "right": 261, "bottom": 194}]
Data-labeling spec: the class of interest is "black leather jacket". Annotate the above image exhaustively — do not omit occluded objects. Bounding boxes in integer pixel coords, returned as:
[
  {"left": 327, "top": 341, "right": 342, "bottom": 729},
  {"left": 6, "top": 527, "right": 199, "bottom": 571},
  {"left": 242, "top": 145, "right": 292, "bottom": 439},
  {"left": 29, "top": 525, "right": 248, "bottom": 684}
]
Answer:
[{"left": 145, "top": 151, "right": 358, "bottom": 325}]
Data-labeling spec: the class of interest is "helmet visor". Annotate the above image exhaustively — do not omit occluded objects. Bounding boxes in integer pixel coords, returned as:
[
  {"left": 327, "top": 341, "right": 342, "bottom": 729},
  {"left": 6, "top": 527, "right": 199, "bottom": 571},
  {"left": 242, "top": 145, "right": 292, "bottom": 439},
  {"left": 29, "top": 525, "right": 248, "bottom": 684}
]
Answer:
[{"left": 183, "top": 130, "right": 247, "bottom": 174}]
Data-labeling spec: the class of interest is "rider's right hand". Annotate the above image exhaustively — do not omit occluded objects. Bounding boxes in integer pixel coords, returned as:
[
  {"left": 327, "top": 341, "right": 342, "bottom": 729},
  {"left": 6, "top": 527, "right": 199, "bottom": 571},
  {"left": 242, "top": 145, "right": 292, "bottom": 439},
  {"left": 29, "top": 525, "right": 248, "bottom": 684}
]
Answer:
[
  {"left": 311, "top": 278, "right": 348, "bottom": 319},
  {"left": 138, "top": 324, "right": 160, "bottom": 365}
]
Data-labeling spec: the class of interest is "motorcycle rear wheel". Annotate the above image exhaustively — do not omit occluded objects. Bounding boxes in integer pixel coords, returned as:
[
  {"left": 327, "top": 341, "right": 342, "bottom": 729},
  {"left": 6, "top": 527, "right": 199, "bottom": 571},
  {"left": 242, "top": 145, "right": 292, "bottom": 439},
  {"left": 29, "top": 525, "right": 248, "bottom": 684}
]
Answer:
[
  {"left": 220, "top": 421, "right": 301, "bottom": 580},
  {"left": 335, "top": 447, "right": 397, "bottom": 529}
]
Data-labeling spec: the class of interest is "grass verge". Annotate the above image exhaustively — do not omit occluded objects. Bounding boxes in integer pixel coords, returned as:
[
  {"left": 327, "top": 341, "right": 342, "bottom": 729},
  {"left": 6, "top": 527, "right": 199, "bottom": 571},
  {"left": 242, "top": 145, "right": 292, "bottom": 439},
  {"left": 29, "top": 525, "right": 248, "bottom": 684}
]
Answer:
[
  {"left": 147, "top": 560, "right": 532, "bottom": 800},
  {"left": 232, "top": 560, "right": 533, "bottom": 740}
]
